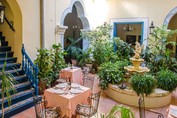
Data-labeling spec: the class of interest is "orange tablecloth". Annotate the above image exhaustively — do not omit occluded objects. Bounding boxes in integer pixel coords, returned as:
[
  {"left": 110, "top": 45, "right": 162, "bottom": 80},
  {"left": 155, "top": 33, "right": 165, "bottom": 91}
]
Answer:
[
  {"left": 60, "top": 67, "right": 83, "bottom": 85},
  {"left": 44, "top": 86, "right": 91, "bottom": 117}
]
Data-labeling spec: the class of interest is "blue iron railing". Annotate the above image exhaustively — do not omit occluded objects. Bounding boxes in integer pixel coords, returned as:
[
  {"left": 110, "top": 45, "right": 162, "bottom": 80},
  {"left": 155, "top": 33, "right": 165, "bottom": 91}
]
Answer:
[{"left": 21, "top": 44, "right": 38, "bottom": 95}]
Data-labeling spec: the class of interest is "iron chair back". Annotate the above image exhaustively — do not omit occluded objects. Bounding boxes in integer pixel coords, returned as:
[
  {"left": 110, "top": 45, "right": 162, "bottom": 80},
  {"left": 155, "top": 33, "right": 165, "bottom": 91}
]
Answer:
[
  {"left": 83, "top": 75, "right": 94, "bottom": 90},
  {"left": 75, "top": 91, "right": 101, "bottom": 117},
  {"left": 33, "top": 95, "right": 46, "bottom": 118}
]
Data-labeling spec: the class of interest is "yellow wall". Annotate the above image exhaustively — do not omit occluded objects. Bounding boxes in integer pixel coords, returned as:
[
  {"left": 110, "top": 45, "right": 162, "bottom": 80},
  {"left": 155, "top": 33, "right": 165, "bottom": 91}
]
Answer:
[
  {"left": 105, "top": 0, "right": 177, "bottom": 27},
  {"left": 0, "top": 0, "right": 14, "bottom": 53},
  {"left": 1, "top": 0, "right": 177, "bottom": 61}
]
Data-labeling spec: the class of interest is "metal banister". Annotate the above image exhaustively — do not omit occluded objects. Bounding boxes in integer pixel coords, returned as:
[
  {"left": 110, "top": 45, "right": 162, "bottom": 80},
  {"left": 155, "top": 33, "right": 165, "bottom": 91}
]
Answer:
[{"left": 21, "top": 44, "right": 38, "bottom": 95}]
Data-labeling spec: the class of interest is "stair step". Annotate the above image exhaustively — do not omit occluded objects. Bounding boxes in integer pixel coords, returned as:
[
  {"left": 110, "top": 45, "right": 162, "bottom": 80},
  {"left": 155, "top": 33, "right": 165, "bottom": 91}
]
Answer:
[
  {"left": 0, "top": 46, "right": 11, "bottom": 52},
  {"left": 0, "top": 51, "right": 14, "bottom": 58},
  {"left": 0, "top": 75, "right": 28, "bottom": 86},
  {"left": 0, "top": 36, "right": 5, "bottom": 42},
  {"left": 1, "top": 41, "right": 8, "bottom": 46},
  {"left": 0, "top": 57, "right": 17, "bottom": 64},
  {"left": 0, "top": 81, "right": 31, "bottom": 99},
  {"left": 3, "top": 69, "right": 24, "bottom": 77},
  {"left": 0, "top": 63, "right": 21, "bottom": 71},
  {"left": 0, "top": 97, "right": 34, "bottom": 118},
  {"left": 0, "top": 89, "right": 34, "bottom": 109}
]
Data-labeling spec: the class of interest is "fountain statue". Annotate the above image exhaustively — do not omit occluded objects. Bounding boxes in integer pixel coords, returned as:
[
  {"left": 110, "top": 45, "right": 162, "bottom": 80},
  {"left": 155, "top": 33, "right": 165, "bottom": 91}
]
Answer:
[{"left": 124, "top": 42, "right": 150, "bottom": 73}]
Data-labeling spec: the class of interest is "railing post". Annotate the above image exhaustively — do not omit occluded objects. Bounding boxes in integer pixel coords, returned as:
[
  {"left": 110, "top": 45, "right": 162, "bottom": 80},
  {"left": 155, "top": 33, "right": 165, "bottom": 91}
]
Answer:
[
  {"left": 21, "top": 44, "right": 25, "bottom": 71},
  {"left": 35, "top": 65, "right": 39, "bottom": 95}
]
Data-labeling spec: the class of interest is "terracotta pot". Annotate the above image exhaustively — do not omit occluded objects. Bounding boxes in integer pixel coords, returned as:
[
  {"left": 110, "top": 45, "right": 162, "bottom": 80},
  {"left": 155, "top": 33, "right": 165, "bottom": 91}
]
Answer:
[{"left": 38, "top": 81, "right": 46, "bottom": 94}]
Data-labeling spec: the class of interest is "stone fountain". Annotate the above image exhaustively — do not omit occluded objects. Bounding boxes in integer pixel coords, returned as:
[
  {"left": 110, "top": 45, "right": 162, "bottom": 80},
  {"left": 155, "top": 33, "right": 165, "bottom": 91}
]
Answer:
[
  {"left": 124, "top": 42, "right": 150, "bottom": 73},
  {"left": 105, "top": 42, "right": 171, "bottom": 108}
]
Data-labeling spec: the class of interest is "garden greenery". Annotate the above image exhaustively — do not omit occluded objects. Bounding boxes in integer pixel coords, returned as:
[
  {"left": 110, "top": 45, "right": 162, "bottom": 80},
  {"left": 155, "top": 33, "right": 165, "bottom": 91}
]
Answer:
[
  {"left": 98, "top": 61, "right": 129, "bottom": 90},
  {"left": 156, "top": 69, "right": 177, "bottom": 92},
  {"left": 34, "top": 43, "right": 66, "bottom": 87},
  {"left": 143, "top": 25, "right": 177, "bottom": 73},
  {"left": 130, "top": 74, "right": 156, "bottom": 96},
  {"left": 100, "top": 105, "right": 135, "bottom": 118}
]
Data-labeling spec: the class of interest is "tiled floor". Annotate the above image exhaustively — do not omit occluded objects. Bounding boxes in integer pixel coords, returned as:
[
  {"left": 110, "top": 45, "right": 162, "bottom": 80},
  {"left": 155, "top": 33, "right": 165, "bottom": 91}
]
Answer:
[{"left": 11, "top": 74, "right": 177, "bottom": 118}]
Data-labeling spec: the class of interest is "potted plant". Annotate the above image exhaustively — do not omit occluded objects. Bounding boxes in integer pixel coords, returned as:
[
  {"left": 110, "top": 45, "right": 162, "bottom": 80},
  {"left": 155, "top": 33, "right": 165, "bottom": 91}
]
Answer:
[
  {"left": 34, "top": 48, "right": 52, "bottom": 94},
  {"left": 156, "top": 69, "right": 177, "bottom": 92},
  {"left": 82, "top": 23, "right": 115, "bottom": 69},
  {"left": 1, "top": 60, "right": 17, "bottom": 118},
  {"left": 48, "top": 43, "right": 67, "bottom": 86},
  {"left": 77, "top": 48, "right": 93, "bottom": 67},
  {"left": 100, "top": 105, "right": 135, "bottom": 118},
  {"left": 130, "top": 73, "right": 156, "bottom": 96},
  {"left": 65, "top": 37, "right": 82, "bottom": 66},
  {"left": 98, "top": 61, "right": 129, "bottom": 90}
]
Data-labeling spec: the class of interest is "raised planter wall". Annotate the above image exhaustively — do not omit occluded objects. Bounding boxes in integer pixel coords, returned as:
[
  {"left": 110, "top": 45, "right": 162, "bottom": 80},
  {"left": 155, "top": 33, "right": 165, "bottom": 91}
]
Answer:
[{"left": 105, "top": 84, "right": 171, "bottom": 108}]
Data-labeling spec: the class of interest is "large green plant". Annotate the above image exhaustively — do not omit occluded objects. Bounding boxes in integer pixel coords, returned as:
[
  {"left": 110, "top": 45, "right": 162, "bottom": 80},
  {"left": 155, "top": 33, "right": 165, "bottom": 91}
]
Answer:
[
  {"left": 98, "top": 61, "right": 129, "bottom": 90},
  {"left": 65, "top": 37, "right": 82, "bottom": 60},
  {"left": 82, "top": 23, "right": 116, "bottom": 66},
  {"left": 156, "top": 69, "right": 177, "bottom": 92},
  {"left": 130, "top": 74, "right": 156, "bottom": 96},
  {"left": 34, "top": 48, "right": 52, "bottom": 87},
  {"left": 77, "top": 48, "right": 93, "bottom": 67},
  {"left": 144, "top": 25, "right": 177, "bottom": 73},
  {"left": 113, "top": 37, "right": 134, "bottom": 61},
  {"left": 1, "top": 61, "right": 17, "bottom": 118},
  {"left": 48, "top": 43, "right": 67, "bottom": 85},
  {"left": 100, "top": 105, "right": 135, "bottom": 118}
]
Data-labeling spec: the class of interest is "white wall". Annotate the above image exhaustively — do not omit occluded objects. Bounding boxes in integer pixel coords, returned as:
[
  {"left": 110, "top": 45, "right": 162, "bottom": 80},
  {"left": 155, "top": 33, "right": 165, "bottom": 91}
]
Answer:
[{"left": 16, "top": 0, "right": 40, "bottom": 61}]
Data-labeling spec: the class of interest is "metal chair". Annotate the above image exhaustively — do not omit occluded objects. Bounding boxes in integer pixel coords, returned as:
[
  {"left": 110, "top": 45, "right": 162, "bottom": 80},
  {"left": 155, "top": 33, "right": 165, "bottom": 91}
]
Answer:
[
  {"left": 138, "top": 95, "right": 164, "bottom": 118},
  {"left": 139, "top": 95, "right": 146, "bottom": 118},
  {"left": 83, "top": 75, "right": 94, "bottom": 90},
  {"left": 75, "top": 91, "right": 101, "bottom": 118},
  {"left": 33, "top": 95, "right": 62, "bottom": 118}
]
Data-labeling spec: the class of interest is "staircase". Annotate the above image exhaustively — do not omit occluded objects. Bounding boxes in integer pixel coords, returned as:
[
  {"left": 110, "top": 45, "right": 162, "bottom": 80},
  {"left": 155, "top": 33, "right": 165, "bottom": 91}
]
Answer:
[{"left": 0, "top": 32, "right": 37, "bottom": 117}]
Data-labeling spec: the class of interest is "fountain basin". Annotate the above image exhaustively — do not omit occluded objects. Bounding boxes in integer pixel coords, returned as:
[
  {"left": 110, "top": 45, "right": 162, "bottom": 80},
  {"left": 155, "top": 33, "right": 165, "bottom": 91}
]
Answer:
[
  {"left": 105, "top": 84, "right": 171, "bottom": 108},
  {"left": 124, "top": 66, "right": 150, "bottom": 73}
]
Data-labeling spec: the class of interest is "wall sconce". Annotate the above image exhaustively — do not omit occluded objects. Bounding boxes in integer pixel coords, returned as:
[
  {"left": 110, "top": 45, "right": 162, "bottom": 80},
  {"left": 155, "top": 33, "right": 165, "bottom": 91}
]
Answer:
[
  {"left": 123, "top": 24, "right": 133, "bottom": 31},
  {"left": 149, "top": 21, "right": 155, "bottom": 34},
  {"left": 0, "top": 2, "right": 5, "bottom": 24}
]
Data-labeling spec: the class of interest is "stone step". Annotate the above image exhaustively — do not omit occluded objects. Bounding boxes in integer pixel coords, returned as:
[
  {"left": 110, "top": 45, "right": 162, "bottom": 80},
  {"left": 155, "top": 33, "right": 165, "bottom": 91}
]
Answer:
[
  {"left": 0, "top": 51, "right": 14, "bottom": 58},
  {"left": 0, "top": 57, "right": 17, "bottom": 64},
  {"left": 0, "top": 46, "right": 11, "bottom": 52},
  {"left": 0, "top": 97, "right": 34, "bottom": 118},
  {"left": 0, "top": 89, "right": 34, "bottom": 109}
]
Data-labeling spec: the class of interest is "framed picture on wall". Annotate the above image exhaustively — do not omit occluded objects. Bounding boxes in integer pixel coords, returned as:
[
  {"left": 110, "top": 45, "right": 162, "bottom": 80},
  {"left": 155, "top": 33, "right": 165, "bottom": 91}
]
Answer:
[{"left": 126, "top": 35, "right": 136, "bottom": 46}]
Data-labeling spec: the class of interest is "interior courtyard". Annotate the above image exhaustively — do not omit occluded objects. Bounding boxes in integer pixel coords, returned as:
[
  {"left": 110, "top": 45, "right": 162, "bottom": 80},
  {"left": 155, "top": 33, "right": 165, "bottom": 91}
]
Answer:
[{"left": 0, "top": 0, "right": 177, "bottom": 118}]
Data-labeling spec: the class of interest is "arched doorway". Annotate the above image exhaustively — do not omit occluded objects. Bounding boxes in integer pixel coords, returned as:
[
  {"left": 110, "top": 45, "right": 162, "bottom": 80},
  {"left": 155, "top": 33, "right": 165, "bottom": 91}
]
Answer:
[
  {"left": 164, "top": 6, "right": 177, "bottom": 56},
  {"left": 64, "top": 5, "right": 83, "bottom": 49},
  {"left": 61, "top": 0, "right": 90, "bottom": 50}
]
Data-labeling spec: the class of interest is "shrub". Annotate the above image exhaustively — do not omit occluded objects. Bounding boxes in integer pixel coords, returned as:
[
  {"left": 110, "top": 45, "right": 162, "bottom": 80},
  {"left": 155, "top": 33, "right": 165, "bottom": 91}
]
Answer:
[
  {"left": 130, "top": 74, "right": 156, "bottom": 96},
  {"left": 156, "top": 69, "right": 177, "bottom": 92},
  {"left": 98, "top": 61, "right": 129, "bottom": 90}
]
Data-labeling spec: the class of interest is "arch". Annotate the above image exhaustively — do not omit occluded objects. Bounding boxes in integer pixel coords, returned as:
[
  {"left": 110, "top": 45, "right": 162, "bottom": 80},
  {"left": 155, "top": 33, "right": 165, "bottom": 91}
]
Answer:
[
  {"left": 61, "top": 0, "right": 89, "bottom": 29},
  {"left": 163, "top": 6, "right": 177, "bottom": 26},
  {"left": 1, "top": 0, "right": 22, "bottom": 63},
  {"left": 60, "top": 0, "right": 90, "bottom": 50}
]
